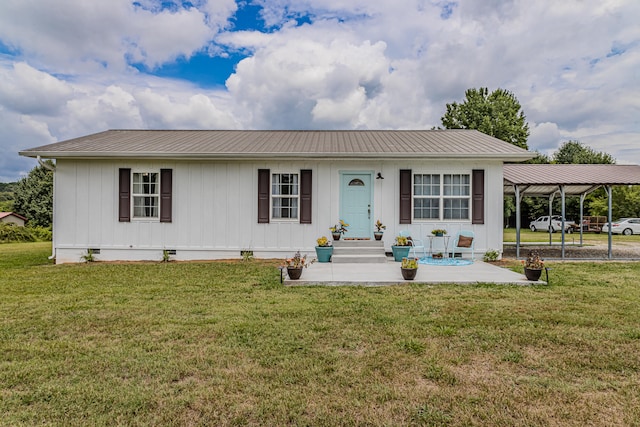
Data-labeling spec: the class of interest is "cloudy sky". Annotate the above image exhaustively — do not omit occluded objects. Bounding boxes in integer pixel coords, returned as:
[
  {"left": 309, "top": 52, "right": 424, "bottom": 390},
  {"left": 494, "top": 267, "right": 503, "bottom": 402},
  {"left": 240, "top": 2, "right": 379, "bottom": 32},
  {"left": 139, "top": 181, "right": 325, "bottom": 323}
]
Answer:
[{"left": 0, "top": 0, "right": 638, "bottom": 181}]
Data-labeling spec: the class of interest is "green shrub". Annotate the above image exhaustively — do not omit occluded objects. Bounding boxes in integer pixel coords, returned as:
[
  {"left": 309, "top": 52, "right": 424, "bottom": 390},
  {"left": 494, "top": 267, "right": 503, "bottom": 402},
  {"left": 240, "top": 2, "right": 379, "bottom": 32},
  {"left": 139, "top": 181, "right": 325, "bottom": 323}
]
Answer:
[
  {"left": 28, "top": 225, "right": 52, "bottom": 241},
  {"left": 0, "top": 223, "right": 36, "bottom": 243},
  {"left": 483, "top": 249, "right": 500, "bottom": 262}
]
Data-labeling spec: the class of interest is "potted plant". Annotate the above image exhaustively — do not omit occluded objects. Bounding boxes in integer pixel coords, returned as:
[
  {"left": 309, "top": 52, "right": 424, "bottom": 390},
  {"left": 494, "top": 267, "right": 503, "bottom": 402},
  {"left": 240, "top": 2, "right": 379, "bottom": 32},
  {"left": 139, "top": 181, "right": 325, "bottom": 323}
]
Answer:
[
  {"left": 522, "top": 250, "right": 544, "bottom": 281},
  {"left": 283, "top": 251, "right": 315, "bottom": 280},
  {"left": 392, "top": 235, "right": 411, "bottom": 262},
  {"left": 431, "top": 228, "right": 447, "bottom": 237},
  {"left": 401, "top": 257, "right": 419, "bottom": 280},
  {"left": 315, "top": 236, "right": 333, "bottom": 263},
  {"left": 373, "top": 219, "right": 386, "bottom": 240},
  {"left": 330, "top": 220, "right": 349, "bottom": 240}
]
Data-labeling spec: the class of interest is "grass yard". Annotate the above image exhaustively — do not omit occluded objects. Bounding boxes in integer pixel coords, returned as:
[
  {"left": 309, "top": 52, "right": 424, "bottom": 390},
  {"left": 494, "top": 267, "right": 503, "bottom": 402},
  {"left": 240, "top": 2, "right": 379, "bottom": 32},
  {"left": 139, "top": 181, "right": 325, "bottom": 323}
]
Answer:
[
  {"left": 503, "top": 227, "right": 640, "bottom": 244},
  {"left": 1, "top": 242, "right": 640, "bottom": 426}
]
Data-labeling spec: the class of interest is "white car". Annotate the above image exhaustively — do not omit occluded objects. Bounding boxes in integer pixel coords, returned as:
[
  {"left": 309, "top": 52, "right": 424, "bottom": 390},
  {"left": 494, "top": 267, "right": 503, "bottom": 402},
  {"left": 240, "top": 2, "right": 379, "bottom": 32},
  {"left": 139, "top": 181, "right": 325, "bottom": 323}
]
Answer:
[
  {"left": 529, "top": 215, "right": 575, "bottom": 233},
  {"left": 601, "top": 218, "right": 640, "bottom": 235}
]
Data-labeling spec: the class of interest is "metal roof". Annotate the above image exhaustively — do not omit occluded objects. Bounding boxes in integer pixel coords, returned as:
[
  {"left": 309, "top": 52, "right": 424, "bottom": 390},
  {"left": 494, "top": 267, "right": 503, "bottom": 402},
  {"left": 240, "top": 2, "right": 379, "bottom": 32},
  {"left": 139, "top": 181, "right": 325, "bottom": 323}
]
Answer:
[
  {"left": 19, "top": 129, "right": 533, "bottom": 161},
  {"left": 504, "top": 164, "right": 640, "bottom": 196}
]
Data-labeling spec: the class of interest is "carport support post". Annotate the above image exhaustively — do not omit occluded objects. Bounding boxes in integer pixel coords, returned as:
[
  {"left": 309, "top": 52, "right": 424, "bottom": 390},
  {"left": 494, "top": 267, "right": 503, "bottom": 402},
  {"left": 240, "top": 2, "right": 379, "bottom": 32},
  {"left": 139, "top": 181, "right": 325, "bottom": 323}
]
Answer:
[
  {"left": 561, "top": 185, "right": 566, "bottom": 259},
  {"left": 548, "top": 193, "right": 555, "bottom": 246},
  {"left": 579, "top": 193, "right": 585, "bottom": 246},
  {"left": 515, "top": 185, "right": 521, "bottom": 258},
  {"left": 607, "top": 185, "right": 613, "bottom": 259}
]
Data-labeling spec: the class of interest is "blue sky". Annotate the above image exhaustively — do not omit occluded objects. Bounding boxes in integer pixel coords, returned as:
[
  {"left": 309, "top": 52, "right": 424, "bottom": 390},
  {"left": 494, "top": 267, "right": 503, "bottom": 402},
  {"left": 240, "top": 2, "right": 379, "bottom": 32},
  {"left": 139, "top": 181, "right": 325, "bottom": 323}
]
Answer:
[{"left": 0, "top": 0, "right": 639, "bottom": 181}]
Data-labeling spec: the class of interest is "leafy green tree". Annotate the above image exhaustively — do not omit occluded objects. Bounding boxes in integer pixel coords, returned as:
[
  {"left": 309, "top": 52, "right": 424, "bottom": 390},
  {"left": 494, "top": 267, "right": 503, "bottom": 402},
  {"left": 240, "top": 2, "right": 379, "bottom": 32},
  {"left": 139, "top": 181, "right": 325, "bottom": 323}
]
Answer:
[
  {"left": 13, "top": 162, "right": 54, "bottom": 228},
  {"left": 553, "top": 141, "right": 615, "bottom": 164},
  {"left": 441, "top": 87, "right": 530, "bottom": 149}
]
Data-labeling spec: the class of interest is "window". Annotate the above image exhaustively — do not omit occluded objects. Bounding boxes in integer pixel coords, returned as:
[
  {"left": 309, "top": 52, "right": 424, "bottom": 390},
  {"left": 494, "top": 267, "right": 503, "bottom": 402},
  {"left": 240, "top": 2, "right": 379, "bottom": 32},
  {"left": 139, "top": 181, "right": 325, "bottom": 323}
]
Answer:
[
  {"left": 443, "top": 174, "right": 470, "bottom": 220},
  {"left": 119, "top": 168, "right": 172, "bottom": 223},
  {"left": 413, "top": 173, "right": 470, "bottom": 220},
  {"left": 414, "top": 174, "right": 440, "bottom": 219},
  {"left": 272, "top": 173, "right": 299, "bottom": 219},
  {"left": 133, "top": 172, "right": 159, "bottom": 218}
]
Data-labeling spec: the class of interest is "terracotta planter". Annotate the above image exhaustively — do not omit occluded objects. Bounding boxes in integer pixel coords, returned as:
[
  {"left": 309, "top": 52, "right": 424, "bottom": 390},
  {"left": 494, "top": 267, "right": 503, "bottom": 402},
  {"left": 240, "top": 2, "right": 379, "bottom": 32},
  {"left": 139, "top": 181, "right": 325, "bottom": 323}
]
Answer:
[
  {"left": 524, "top": 268, "right": 542, "bottom": 281},
  {"left": 401, "top": 267, "right": 418, "bottom": 280},
  {"left": 287, "top": 267, "right": 303, "bottom": 280},
  {"left": 374, "top": 232, "right": 384, "bottom": 241},
  {"left": 332, "top": 233, "right": 341, "bottom": 241},
  {"left": 392, "top": 245, "right": 411, "bottom": 262},
  {"left": 315, "top": 246, "right": 333, "bottom": 263}
]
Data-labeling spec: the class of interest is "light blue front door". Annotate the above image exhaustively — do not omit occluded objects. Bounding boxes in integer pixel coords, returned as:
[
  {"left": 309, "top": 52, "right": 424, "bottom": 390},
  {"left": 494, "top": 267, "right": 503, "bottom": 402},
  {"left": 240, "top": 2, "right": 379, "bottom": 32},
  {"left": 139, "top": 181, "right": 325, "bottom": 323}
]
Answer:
[{"left": 340, "top": 172, "right": 372, "bottom": 238}]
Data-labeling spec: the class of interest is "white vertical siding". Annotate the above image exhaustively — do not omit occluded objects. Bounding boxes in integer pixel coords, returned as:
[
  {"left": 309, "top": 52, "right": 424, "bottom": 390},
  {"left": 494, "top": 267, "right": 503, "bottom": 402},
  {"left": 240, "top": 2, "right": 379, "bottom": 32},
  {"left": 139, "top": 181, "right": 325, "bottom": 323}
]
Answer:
[{"left": 53, "top": 158, "right": 504, "bottom": 263}]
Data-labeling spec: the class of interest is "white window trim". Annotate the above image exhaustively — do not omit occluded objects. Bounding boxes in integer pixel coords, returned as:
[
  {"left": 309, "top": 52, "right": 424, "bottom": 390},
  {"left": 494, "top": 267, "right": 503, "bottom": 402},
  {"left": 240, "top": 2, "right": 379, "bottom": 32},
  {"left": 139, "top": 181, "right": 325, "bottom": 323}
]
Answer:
[
  {"left": 413, "top": 172, "right": 471, "bottom": 222},
  {"left": 131, "top": 170, "right": 160, "bottom": 221},
  {"left": 270, "top": 171, "right": 299, "bottom": 222}
]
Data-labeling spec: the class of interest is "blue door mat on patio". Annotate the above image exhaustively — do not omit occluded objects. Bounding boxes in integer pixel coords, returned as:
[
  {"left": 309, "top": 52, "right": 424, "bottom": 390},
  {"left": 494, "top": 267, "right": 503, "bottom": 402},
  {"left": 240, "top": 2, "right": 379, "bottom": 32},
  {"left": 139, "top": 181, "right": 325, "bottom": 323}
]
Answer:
[{"left": 419, "top": 257, "right": 473, "bottom": 266}]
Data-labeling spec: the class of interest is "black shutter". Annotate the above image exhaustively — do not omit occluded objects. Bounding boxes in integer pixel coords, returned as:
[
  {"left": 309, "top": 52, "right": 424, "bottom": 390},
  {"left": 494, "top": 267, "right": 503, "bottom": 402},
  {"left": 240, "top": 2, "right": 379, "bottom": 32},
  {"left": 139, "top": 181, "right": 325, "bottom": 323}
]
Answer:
[
  {"left": 118, "top": 168, "right": 131, "bottom": 222},
  {"left": 300, "top": 169, "right": 312, "bottom": 224},
  {"left": 472, "top": 169, "right": 484, "bottom": 224},
  {"left": 400, "top": 169, "right": 412, "bottom": 224},
  {"left": 258, "top": 169, "right": 270, "bottom": 223},
  {"left": 160, "top": 169, "right": 172, "bottom": 223}
]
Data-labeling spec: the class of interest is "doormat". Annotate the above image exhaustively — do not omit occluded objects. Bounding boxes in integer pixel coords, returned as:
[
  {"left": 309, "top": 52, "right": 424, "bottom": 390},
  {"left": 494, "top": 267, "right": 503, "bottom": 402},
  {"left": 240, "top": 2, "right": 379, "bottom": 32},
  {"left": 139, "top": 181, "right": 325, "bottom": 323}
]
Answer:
[
  {"left": 344, "top": 238, "right": 371, "bottom": 240},
  {"left": 419, "top": 257, "right": 473, "bottom": 266}
]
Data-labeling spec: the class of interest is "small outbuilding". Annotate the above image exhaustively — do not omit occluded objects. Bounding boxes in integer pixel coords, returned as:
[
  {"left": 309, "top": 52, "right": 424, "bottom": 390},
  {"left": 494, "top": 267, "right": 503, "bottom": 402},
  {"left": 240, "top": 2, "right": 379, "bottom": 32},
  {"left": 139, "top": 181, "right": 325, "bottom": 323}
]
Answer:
[{"left": 0, "top": 212, "right": 27, "bottom": 227}]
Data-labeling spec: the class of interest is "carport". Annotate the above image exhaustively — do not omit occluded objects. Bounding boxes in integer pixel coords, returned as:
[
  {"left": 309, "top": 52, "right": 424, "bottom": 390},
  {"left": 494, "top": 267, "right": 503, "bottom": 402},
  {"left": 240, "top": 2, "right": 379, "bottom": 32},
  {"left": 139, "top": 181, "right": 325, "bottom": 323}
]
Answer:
[{"left": 503, "top": 164, "right": 640, "bottom": 259}]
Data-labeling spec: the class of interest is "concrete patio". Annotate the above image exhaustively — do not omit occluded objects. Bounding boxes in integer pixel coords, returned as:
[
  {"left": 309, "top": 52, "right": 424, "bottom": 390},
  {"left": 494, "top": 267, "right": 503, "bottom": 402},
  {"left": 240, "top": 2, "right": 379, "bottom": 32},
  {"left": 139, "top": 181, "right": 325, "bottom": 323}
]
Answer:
[{"left": 284, "top": 259, "right": 542, "bottom": 286}]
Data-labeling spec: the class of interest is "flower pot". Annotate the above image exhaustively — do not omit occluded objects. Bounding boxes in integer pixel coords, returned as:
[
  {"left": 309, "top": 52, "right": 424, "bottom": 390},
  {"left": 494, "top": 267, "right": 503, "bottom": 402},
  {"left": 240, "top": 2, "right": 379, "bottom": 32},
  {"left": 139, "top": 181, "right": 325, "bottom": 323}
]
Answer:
[
  {"left": 392, "top": 245, "right": 410, "bottom": 262},
  {"left": 401, "top": 267, "right": 418, "bottom": 280},
  {"left": 332, "top": 233, "right": 341, "bottom": 241},
  {"left": 287, "top": 267, "right": 303, "bottom": 280},
  {"left": 315, "top": 246, "right": 333, "bottom": 263},
  {"left": 434, "top": 232, "right": 444, "bottom": 237},
  {"left": 524, "top": 268, "right": 542, "bottom": 281},
  {"left": 374, "top": 232, "right": 384, "bottom": 241}
]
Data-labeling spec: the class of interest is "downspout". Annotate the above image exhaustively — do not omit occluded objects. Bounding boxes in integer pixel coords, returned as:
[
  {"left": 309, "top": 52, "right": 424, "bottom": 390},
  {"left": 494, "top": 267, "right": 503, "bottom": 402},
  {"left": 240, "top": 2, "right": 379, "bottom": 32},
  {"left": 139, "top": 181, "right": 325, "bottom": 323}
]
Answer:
[{"left": 37, "top": 156, "right": 57, "bottom": 260}]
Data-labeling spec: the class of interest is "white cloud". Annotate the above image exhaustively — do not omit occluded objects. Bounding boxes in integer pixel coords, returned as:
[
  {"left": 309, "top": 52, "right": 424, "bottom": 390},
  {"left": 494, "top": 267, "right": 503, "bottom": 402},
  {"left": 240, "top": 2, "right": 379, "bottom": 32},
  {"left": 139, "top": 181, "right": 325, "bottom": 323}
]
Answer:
[{"left": 0, "top": 62, "right": 73, "bottom": 115}]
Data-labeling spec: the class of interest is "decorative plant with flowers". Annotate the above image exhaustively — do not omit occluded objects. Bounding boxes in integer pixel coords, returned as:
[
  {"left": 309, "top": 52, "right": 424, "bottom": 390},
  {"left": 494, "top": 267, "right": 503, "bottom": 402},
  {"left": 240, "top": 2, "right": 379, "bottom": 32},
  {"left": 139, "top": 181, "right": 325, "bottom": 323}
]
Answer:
[
  {"left": 283, "top": 251, "right": 315, "bottom": 269},
  {"left": 401, "top": 257, "right": 418, "bottom": 269},
  {"left": 330, "top": 220, "right": 349, "bottom": 235},
  {"left": 375, "top": 220, "right": 386, "bottom": 232},
  {"left": 523, "top": 250, "right": 544, "bottom": 269},
  {"left": 316, "top": 236, "right": 331, "bottom": 247},
  {"left": 431, "top": 229, "right": 447, "bottom": 236}
]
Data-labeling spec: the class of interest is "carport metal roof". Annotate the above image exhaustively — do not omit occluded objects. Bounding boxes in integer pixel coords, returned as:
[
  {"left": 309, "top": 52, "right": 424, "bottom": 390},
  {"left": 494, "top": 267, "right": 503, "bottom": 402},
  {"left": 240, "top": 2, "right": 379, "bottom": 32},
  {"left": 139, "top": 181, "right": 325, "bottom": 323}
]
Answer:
[
  {"left": 503, "top": 164, "right": 640, "bottom": 259},
  {"left": 504, "top": 164, "right": 640, "bottom": 196}
]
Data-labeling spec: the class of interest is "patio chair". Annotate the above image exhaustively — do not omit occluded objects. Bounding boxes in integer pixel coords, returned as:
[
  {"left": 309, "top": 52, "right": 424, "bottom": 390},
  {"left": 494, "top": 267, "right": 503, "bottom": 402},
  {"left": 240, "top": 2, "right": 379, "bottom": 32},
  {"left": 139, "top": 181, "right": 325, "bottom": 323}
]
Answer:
[
  {"left": 399, "top": 230, "right": 426, "bottom": 259},
  {"left": 451, "top": 230, "right": 475, "bottom": 260}
]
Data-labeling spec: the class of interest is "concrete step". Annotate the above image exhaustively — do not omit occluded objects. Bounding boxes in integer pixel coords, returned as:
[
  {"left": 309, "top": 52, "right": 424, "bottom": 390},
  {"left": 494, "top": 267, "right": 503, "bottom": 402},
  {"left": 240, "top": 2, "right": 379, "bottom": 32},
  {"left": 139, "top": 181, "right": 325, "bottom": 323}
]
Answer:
[
  {"left": 331, "top": 254, "right": 390, "bottom": 264},
  {"left": 333, "top": 246, "right": 385, "bottom": 256},
  {"left": 332, "top": 240, "right": 384, "bottom": 248}
]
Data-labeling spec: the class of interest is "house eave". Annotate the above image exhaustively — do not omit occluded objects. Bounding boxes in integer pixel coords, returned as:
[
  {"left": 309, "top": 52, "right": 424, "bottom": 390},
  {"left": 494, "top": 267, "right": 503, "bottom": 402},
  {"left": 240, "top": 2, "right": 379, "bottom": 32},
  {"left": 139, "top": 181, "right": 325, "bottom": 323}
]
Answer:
[{"left": 20, "top": 151, "right": 534, "bottom": 162}]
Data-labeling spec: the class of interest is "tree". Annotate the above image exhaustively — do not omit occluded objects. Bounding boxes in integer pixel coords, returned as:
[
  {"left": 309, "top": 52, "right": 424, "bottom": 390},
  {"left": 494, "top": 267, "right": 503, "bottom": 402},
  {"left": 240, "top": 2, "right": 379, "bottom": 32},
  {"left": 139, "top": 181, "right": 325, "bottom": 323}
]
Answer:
[
  {"left": 553, "top": 141, "right": 615, "bottom": 164},
  {"left": 13, "top": 162, "right": 54, "bottom": 228},
  {"left": 441, "top": 87, "right": 530, "bottom": 149}
]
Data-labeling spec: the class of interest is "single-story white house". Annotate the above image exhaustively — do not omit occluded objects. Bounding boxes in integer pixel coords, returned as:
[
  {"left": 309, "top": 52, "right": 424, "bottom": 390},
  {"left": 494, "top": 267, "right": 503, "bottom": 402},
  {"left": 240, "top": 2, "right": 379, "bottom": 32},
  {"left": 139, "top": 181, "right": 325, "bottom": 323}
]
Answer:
[
  {"left": 0, "top": 212, "right": 27, "bottom": 227},
  {"left": 19, "top": 129, "right": 532, "bottom": 264}
]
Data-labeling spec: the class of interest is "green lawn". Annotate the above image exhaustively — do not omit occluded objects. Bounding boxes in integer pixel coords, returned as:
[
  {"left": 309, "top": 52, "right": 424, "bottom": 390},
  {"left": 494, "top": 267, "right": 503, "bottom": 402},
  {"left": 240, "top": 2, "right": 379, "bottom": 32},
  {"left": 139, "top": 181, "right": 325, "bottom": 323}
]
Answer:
[
  {"left": 503, "top": 227, "right": 640, "bottom": 244},
  {"left": 1, "top": 242, "right": 640, "bottom": 426}
]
